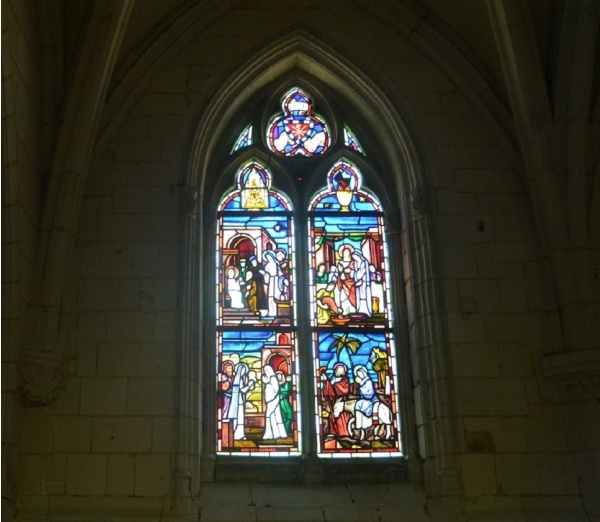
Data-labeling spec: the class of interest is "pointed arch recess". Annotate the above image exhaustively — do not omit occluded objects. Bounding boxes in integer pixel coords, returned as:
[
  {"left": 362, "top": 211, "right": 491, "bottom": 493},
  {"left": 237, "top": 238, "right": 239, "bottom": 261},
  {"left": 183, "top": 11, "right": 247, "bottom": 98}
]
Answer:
[{"left": 181, "top": 30, "right": 459, "bottom": 497}]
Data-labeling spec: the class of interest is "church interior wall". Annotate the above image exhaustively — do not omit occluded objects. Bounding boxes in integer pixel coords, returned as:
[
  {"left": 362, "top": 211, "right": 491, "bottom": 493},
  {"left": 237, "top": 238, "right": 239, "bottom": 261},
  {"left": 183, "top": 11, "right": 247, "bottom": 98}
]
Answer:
[{"left": 2, "top": 1, "right": 598, "bottom": 521}]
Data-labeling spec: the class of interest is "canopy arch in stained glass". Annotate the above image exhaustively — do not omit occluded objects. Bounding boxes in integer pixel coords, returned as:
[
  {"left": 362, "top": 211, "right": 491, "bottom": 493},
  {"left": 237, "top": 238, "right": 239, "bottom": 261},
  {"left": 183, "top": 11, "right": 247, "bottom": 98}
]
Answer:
[
  {"left": 216, "top": 161, "right": 301, "bottom": 457},
  {"left": 307, "top": 160, "right": 402, "bottom": 458},
  {"left": 266, "top": 88, "right": 331, "bottom": 157}
]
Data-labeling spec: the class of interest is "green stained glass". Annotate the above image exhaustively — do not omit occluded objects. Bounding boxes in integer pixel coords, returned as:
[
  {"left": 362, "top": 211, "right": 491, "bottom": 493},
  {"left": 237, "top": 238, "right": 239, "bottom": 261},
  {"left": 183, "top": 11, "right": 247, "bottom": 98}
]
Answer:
[
  {"left": 308, "top": 161, "right": 402, "bottom": 457},
  {"left": 216, "top": 161, "right": 301, "bottom": 456}
]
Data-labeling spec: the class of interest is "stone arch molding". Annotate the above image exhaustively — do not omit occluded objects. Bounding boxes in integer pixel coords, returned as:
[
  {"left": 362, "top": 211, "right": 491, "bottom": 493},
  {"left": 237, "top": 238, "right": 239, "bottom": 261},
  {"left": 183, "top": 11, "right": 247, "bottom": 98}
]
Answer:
[{"left": 177, "top": 29, "right": 461, "bottom": 503}]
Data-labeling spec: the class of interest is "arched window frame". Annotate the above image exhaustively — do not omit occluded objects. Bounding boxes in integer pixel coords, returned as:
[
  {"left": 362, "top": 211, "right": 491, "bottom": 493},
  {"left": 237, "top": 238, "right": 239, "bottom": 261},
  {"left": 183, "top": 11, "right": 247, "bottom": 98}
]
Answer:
[
  {"left": 198, "top": 81, "right": 411, "bottom": 482},
  {"left": 180, "top": 34, "right": 456, "bottom": 496}
]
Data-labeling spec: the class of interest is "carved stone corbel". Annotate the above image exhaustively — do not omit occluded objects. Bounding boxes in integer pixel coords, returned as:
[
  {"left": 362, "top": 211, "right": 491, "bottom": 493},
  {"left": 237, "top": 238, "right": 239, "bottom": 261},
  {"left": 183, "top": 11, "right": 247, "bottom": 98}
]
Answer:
[
  {"left": 18, "top": 350, "right": 66, "bottom": 406},
  {"left": 541, "top": 350, "right": 600, "bottom": 402},
  {"left": 181, "top": 184, "right": 199, "bottom": 216},
  {"left": 410, "top": 186, "right": 430, "bottom": 218}
]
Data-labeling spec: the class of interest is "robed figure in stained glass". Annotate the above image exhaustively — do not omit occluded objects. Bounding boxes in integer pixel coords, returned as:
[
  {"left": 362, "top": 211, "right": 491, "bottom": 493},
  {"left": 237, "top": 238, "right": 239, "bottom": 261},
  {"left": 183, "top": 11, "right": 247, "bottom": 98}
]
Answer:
[
  {"left": 216, "top": 162, "right": 301, "bottom": 456},
  {"left": 309, "top": 160, "right": 402, "bottom": 457}
]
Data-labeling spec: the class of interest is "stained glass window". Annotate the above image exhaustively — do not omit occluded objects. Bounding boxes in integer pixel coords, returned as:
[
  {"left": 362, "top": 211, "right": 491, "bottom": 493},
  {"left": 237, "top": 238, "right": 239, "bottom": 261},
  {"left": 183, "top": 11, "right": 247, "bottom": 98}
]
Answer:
[
  {"left": 231, "top": 124, "right": 253, "bottom": 153},
  {"left": 308, "top": 160, "right": 402, "bottom": 457},
  {"left": 216, "top": 161, "right": 301, "bottom": 456},
  {"left": 266, "top": 88, "right": 330, "bottom": 156},
  {"left": 215, "top": 88, "right": 403, "bottom": 462},
  {"left": 343, "top": 125, "right": 365, "bottom": 155}
]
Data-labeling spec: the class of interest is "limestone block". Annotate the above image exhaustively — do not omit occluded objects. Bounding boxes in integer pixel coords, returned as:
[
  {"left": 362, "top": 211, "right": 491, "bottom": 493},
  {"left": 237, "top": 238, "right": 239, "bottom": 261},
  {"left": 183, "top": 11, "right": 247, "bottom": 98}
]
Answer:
[
  {"left": 133, "top": 243, "right": 161, "bottom": 278},
  {"left": 105, "top": 311, "right": 154, "bottom": 343},
  {"left": 19, "top": 454, "right": 43, "bottom": 495},
  {"left": 490, "top": 241, "right": 530, "bottom": 263},
  {"left": 117, "top": 163, "right": 168, "bottom": 190},
  {"left": 251, "top": 483, "right": 352, "bottom": 507},
  {"left": 481, "top": 196, "right": 524, "bottom": 220},
  {"left": 345, "top": 483, "right": 425, "bottom": 505},
  {"left": 497, "top": 265, "right": 528, "bottom": 311},
  {"left": 98, "top": 243, "right": 134, "bottom": 278},
  {"left": 496, "top": 344, "right": 535, "bottom": 379},
  {"left": 127, "top": 377, "right": 176, "bottom": 416},
  {"left": 484, "top": 313, "right": 526, "bottom": 344},
  {"left": 436, "top": 190, "right": 479, "bottom": 215},
  {"left": 42, "top": 453, "right": 66, "bottom": 494},
  {"left": 521, "top": 509, "right": 590, "bottom": 522},
  {"left": 77, "top": 311, "right": 107, "bottom": 342},
  {"left": 139, "top": 279, "right": 177, "bottom": 310},
  {"left": 151, "top": 416, "right": 176, "bottom": 452},
  {"left": 153, "top": 311, "right": 177, "bottom": 342},
  {"left": 80, "top": 378, "right": 127, "bottom": 415},
  {"left": 526, "top": 405, "right": 569, "bottom": 452},
  {"left": 198, "top": 482, "right": 252, "bottom": 505},
  {"left": 20, "top": 411, "right": 53, "bottom": 453},
  {"left": 106, "top": 454, "right": 135, "bottom": 496},
  {"left": 256, "top": 506, "right": 326, "bottom": 522},
  {"left": 439, "top": 244, "right": 479, "bottom": 279},
  {"left": 92, "top": 417, "right": 152, "bottom": 453},
  {"left": 76, "top": 343, "right": 98, "bottom": 376},
  {"left": 148, "top": 64, "right": 189, "bottom": 94},
  {"left": 199, "top": 504, "right": 256, "bottom": 522},
  {"left": 454, "top": 378, "right": 486, "bottom": 415},
  {"left": 463, "top": 417, "right": 527, "bottom": 453},
  {"left": 495, "top": 453, "right": 541, "bottom": 495},
  {"left": 436, "top": 215, "right": 496, "bottom": 244},
  {"left": 454, "top": 168, "right": 520, "bottom": 193},
  {"left": 112, "top": 186, "right": 161, "bottom": 214},
  {"left": 76, "top": 196, "right": 99, "bottom": 242},
  {"left": 139, "top": 343, "right": 176, "bottom": 377},
  {"left": 97, "top": 342, "right": 139, "bottom": 376},
  {"left": 458, "top": 279, "right": 501, "bottom": 312},
  {"left": 114, "top": 115, "right": 148, "bottom": 140},
  {"left": 134, "top": 453, "right": 170, "bottom": 497},
  {"left": 79, "top": 278, "right": 119, "bottom": 310},
  {"left": 446, "top": 312, "right": 487, "bottom": 344},
  {"left": 538, "top": 454, "right": 576, "bottom": 495},
  {"left": 65, "top": 453, "right": 107, "bottom": 495},
  {"left": 455, "top": 343, "right": 502, "bottom": 378},
  {"left": 461, "top": 454, "right": 497, "bottom": 496},
  {"left": 131, "top": 92, "right": 189, "bottom": 116},
  {"left": 52, "top": 416, "right": 92, "bottom": 452},
  {"left": 76, "top": 243, "right": 101, "bottom": 278},
  {"left": 482, "top": 378, "right": 529, "bottom": 416}
]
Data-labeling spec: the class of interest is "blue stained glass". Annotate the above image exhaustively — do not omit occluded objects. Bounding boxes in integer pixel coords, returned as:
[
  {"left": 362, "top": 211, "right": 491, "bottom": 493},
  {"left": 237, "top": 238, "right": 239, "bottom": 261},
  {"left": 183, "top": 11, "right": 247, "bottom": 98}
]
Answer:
[
  {"left": 217, "top": 329, "right": 301, "bottom": 456},
  {"left": 267, "top": 88, "right": 330, "bottom": 157},
  {"left": 308, "top": 160, "right": 401, "bottom": 457},
  {"left": 217, "top": 161, "right": 301, "bottom": 456},
  {"left": 309, "top": 160, "right": 381, "bottom": 212},
  {"left": 231, "top": 124, "right": 253, "bottom": 153}
]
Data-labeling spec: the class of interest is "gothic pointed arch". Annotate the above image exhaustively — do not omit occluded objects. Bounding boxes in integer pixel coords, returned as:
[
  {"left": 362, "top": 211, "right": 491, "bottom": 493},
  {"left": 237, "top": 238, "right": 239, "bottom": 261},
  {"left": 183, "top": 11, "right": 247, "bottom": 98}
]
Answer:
[{"left": 179, "top": 30, "right": 460, "bottom": 498}]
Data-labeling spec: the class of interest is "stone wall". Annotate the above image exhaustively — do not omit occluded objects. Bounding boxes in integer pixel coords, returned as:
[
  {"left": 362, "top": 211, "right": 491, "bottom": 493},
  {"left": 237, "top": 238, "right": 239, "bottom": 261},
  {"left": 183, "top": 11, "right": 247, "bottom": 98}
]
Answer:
[{"left": 4, "top": 2, "right": 598, "bottom": 521}]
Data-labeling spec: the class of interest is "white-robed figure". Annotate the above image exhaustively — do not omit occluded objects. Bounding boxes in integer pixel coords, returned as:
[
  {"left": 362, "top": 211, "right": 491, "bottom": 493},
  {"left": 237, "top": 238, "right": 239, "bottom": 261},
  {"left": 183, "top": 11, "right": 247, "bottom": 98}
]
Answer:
[
  {"left": 226, "top": 363, "right": 256, "bottom": 440},
  {"left": 351, "top": 250, "right": 373, "bottom": 316},
  {"left": 353, "top": 365, "right": 380, "bottom": 431},
  {"left": 262, "top": 250, "right": 283, "bottom": 317},
  {"left": 262, "top": 365, "right": 287, "bottom": 440},
  {"left": 336, "top": 245, "right": 373, "bottom": 317},
  {"left": 225, "top": 266, "right": 245, "bottom": 309}
]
